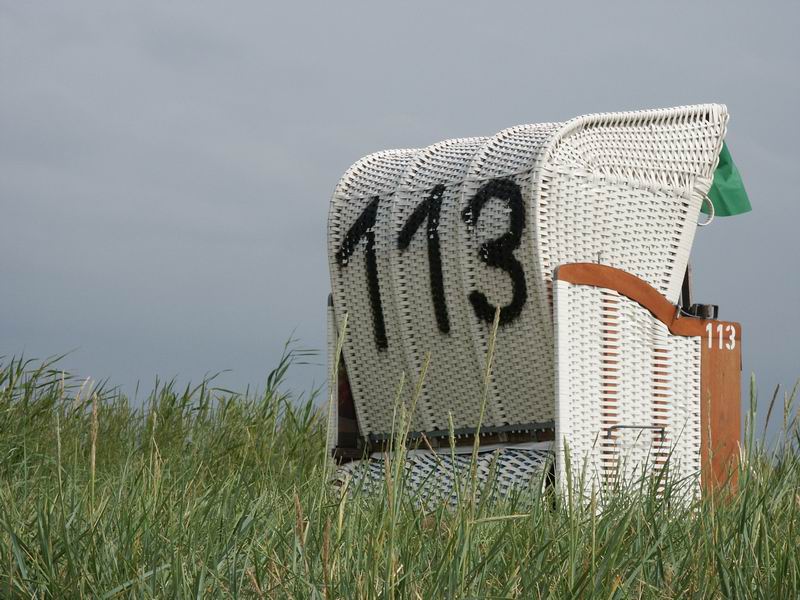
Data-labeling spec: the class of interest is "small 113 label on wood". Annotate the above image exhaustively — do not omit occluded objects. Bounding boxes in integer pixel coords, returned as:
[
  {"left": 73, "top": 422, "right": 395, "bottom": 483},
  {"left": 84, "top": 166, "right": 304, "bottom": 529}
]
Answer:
[{"left": 705, "top": 322, "right": 736, "bottom": 350}]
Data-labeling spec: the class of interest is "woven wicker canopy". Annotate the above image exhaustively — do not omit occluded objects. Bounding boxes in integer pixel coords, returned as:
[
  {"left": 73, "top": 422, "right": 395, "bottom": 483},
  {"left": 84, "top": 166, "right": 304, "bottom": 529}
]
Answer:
[{"left": 328, "top": 104, "right": 728, "bottom": 439}]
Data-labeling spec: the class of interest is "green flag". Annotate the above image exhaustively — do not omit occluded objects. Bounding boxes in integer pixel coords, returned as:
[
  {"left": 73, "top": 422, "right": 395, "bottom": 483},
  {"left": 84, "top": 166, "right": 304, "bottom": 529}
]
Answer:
[{"left": 702, "top": 141, "right": 752, "bottom": 216}]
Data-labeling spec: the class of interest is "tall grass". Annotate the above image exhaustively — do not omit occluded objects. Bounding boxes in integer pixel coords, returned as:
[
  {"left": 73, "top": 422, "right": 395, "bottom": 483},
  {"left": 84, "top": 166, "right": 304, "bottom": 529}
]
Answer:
[{"left": 0, "top": 351, "right": 798, "bottom": 598}]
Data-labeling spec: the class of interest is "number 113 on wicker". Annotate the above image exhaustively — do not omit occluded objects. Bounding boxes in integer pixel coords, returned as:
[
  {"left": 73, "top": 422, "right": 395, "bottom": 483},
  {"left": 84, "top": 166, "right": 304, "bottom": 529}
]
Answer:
[{"left": 326, "top": 103, "right": 746, "bottom": 503}]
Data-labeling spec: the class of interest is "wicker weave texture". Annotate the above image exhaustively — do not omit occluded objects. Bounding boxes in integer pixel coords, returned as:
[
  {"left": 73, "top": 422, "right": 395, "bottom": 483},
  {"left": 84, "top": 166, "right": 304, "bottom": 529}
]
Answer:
[
  {"left": 329, "top": 150, "right": 418, "bottom": 434},
  {"left": 333, "top": 443, "right": 552, "bottom": 506},
  {"left": 460, "top": 124, "right": 560, "bottom": 427},
  {"left": 329, "top": 105, "right": 727, "bottom": 438},
  {"left": 391, "top": 136, "right": 490, "bottom": 432},
  {"left": 554, "top": 280, "right": 702, "bottom": 499},
  {"left": 538, "top": 105, "right": 728, "bottom": 306}
]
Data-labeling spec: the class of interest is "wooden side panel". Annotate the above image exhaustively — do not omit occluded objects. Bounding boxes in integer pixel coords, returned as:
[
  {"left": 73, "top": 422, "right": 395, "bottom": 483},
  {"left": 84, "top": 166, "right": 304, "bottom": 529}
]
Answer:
[{"left": 700, "top": 324, "right": 742, "bottom": 491}]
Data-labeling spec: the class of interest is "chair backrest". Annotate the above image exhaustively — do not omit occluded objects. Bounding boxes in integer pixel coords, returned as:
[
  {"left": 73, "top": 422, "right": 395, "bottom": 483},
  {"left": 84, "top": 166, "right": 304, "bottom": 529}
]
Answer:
[{"left": 328, "top": 105, "right": 728, "bottom": 438}]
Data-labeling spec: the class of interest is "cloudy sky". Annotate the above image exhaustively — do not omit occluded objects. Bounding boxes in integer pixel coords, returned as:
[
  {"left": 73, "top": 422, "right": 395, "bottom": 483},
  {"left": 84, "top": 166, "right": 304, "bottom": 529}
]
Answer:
[{"left": 1, "top": 2, "right": 798, "bottom": 430}]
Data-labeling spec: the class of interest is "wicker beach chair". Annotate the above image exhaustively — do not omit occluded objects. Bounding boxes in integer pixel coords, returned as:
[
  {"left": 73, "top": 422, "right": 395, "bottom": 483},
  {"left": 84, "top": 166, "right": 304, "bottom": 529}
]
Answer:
[{"left": 327, "top": 104, "right": 740, "bottom": 501}]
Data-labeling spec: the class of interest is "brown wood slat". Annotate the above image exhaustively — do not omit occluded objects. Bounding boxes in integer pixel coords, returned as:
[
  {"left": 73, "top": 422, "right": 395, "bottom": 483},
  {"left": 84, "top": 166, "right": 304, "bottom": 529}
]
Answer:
[{"left": 701, "top": 337, "right": 742, "bottom": 491}]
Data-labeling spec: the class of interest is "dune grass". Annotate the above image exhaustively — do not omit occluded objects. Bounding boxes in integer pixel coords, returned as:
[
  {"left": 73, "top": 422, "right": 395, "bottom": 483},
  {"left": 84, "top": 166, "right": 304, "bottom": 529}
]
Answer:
[{"left": 0, "top": 350, "right": 798, "bottom": 599}]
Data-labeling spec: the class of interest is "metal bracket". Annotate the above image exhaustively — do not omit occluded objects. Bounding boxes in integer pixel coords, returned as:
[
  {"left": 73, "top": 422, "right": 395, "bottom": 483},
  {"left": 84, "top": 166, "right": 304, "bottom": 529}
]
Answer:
[{"left": 605, "top": 424, "right": 666, "bottom": 439}]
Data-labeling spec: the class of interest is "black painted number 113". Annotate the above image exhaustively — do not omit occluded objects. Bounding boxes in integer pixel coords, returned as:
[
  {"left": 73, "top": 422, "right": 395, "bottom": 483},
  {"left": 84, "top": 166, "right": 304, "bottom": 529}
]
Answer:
[{"left": 335, "top": 178, "right": 528, "bottom": 350}]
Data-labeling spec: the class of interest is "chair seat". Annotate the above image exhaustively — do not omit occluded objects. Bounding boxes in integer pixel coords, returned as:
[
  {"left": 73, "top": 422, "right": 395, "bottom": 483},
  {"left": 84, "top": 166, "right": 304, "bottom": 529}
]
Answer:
[{"left": 333, "top": 442, "right": 553, "bottom": 506}]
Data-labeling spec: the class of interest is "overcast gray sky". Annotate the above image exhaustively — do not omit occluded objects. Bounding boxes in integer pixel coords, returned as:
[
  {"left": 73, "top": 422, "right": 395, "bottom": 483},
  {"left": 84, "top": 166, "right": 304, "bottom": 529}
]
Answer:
[{"left": 1, "top": 2, "right": 798, "bottom": 431}]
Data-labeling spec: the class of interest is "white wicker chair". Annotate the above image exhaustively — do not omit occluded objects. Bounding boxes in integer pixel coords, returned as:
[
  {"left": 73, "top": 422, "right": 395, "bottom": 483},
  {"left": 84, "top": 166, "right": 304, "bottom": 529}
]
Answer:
[{"left": 327, "top": 104, "right": 735, "bottom": 498}]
